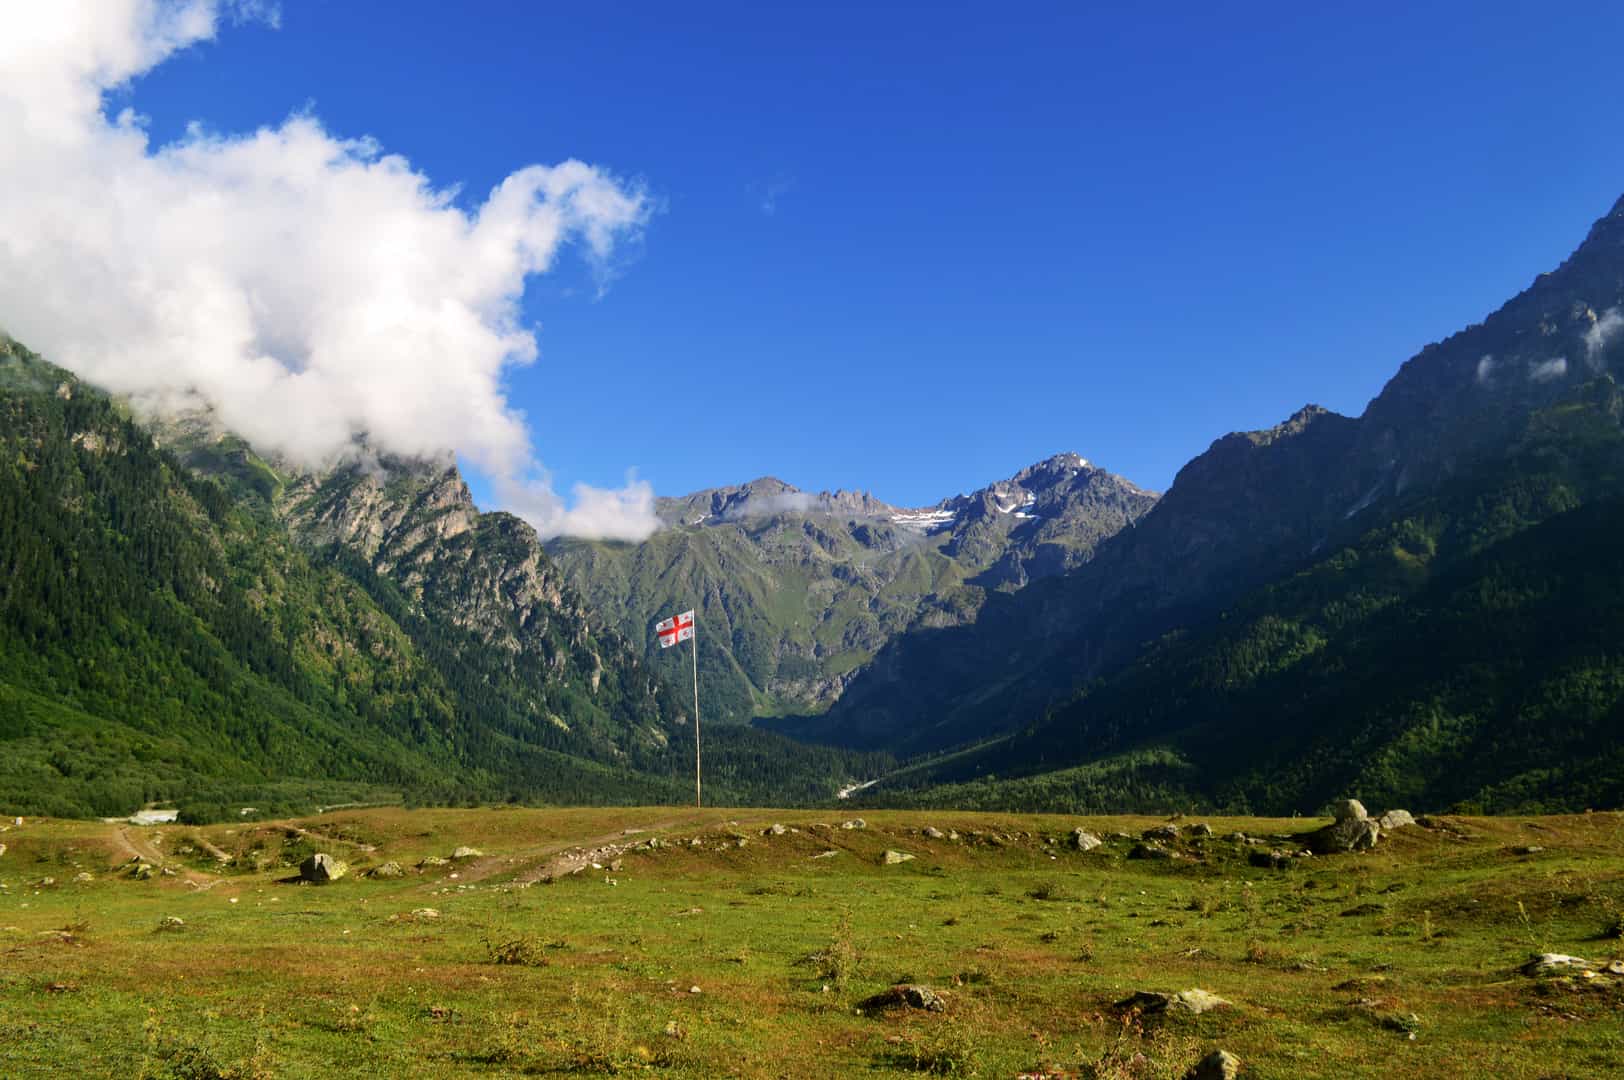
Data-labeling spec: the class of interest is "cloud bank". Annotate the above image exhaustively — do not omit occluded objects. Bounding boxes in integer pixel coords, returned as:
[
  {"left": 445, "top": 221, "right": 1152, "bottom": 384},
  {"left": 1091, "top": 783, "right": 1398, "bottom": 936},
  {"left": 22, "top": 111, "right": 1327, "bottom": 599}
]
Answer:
[{"left": 0, "top": 1, "right": 660, "bottom": 540}]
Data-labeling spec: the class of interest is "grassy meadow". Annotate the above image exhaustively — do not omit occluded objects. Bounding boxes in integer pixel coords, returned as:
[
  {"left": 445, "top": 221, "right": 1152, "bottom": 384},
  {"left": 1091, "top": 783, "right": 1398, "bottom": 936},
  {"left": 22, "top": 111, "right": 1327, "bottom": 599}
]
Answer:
[{"left": 0, "top": 807, "right": 1621, "bottom": 1078}]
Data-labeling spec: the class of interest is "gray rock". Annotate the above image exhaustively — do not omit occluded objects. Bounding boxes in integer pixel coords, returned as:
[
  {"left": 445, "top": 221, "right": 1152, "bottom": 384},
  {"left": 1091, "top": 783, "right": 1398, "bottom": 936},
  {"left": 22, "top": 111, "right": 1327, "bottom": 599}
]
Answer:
[
  {"left": 860, "top": 983, "right": 946, "bottom": 1013},
  {"left": 840, "top": 819, "right": 866, "bottom": 830},
  {"left": 299, "top": 853, "right": 349, "bottom": 884},
  {"left": 921, "top": 826, "right": 945, "bottom": 839},
  {"left": 1332, "top": 798, "right": 1369, "bottom": 823},
  {"left": 763, "top": 823, "right": 788, "bottom": 836},
  {"left": 1142, "top": 824, "right": 1182, "bottom": 841},
  {"left": 881, "top": 850, "right": 915, "bottom": 865},
  {"left": 1521, "top": 953, "right": 1593, "bottom": 975},
  {"left": 1129, "top": 842, "right": 1173, "bottom": 860},
  {"left": 1070, "top": 828, "right": 1104, "bottom": 852},
  {"left": 158, "top": 916, "right": 185, "bottom": 931},
  {"left": 418, "top": 856, "right": 450, "bottom": 868},
  {"left": 1249, "top": 849, "right": 1292, "bottom": 870},
  {"left": 368, "top": 861, "right": 404, "bottom": 879},
  {"left": 1512, "top": 845, "right": 1545, "bottom": 855},
  {"left": 1117, "top": 989, "right": 1232, "bottom": 1016},
  {"left": 73, "top": 872, "right": 93, "bottom": 883},
  {"left": 1189, "top": 823, "right": 1213, "bottom": 837},
  {"left": 1306, "top": 816, "right": 1381, "bottom": 854},
  {"left": 450, "top": 846, "right": 483, "bottom": 860},
  {"left": 1376, "top": 809, "right": 1415, "bottom": 830},
  {"left": 1183, "top": 1049, "right": 1240, "bottom": 1080}
]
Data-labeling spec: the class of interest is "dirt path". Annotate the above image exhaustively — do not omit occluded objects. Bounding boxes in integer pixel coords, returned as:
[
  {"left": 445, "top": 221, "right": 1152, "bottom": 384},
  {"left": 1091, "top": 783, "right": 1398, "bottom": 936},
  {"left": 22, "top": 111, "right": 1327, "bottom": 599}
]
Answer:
[
  {"left": 109, "top": 826, "right": 217, "bottom": 887},
  {"left": 454, "top": 817, "right": 693, "bottom": 886}
]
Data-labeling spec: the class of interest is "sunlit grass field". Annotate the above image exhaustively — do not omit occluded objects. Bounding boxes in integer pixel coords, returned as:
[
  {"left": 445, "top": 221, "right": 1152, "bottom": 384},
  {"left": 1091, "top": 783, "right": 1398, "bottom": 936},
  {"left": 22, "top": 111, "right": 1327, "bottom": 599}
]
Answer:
[{"left": 1, "top": 807, "right": 1620, "bottom": 1078}]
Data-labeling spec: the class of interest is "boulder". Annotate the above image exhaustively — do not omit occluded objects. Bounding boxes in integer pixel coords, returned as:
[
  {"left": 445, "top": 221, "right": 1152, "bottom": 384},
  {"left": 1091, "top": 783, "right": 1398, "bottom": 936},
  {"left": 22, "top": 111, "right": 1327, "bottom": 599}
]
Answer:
[
  {"left": 299, "top": 853, "right": 349, "bottom": 884},
  {"left": 73, "top": 872, "right": 93, "bottom": 883},
  {"left": 417, "top": 856, "right": 450, "bottom": 868},
  {"left": 1189, "top": 823, "right": 1213, "bottom": 838},
  {"left": 881, "top": 850, "right": 915, "bottom": 865},
  {"left": 158, "top": 916, "right": 185, "bottom": 931},
  {"left": 1142, "top": 824, "right": 1182, "bottom": 841},
  {"left": 1377, "top": 809, "right": 1415, "bottom": 831},
  {"left": 1117, "top": 989, "right": 1232, "bottom": 1017},
  {"left": 450, "top": 846, "right": 483, "bottom": 860},
  {"left": 1331, "top": 798, "right": 1369, "bottom": 823},
  {"left": 411, "top": 908, "right": 440, "bottom": 920},
  {"left": 860, "top": 984, "right": 946, "bottom": 1013},
  {"left": 1183, "top": 1049, "right": 1240, "bottom": 1080},
  {"left": 1129, "top": 842, "right": 1173, "bottom": 860},
  {"left": 921, "top": 826, "right": 945, "bottom": 840},
  {"left": 1521, "top": 953, "right": 1593, "bottom": 976},
  {"left": 1070, "top": 828, "right": 1104, "bottom": 852},
  {"left": 368, "top": 861, "right": 404, "bottom": 879},
  {"left": 1306, "top": 816, "right": 1381, "bottom": 854},
  {"left": 840, "top": 819, "right": 866, "bottom": 830},
  {"left": 763, "top": 824, "right": 788, "bottom": 836},
  {"left": 1512, "top": 845, "right": 1545, "bottom": 855}
]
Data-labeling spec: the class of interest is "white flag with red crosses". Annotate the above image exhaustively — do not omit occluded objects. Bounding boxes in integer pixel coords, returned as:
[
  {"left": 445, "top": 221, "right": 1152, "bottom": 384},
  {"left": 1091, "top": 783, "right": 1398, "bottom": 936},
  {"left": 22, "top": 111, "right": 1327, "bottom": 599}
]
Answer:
[{"left": 654, "top": 610, "right": 694, "bottom": 648}]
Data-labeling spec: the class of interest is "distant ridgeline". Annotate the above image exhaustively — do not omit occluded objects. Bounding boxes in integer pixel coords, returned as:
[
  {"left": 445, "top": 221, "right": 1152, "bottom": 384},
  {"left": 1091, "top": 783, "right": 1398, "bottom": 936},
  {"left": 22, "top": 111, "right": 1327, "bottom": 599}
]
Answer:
[
  {"left": 801, "top": 192, "right": 1624, "bottom": 816},
  {"left": 0, "top": 340, "right": 887, "bottom": 821}
]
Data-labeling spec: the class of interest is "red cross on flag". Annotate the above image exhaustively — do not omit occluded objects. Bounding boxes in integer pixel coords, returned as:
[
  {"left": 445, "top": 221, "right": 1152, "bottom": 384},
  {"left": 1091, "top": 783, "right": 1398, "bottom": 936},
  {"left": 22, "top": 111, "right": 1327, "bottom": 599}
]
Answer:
[{"left": 655, "top": 610, "right": 695, "bottom": 649}]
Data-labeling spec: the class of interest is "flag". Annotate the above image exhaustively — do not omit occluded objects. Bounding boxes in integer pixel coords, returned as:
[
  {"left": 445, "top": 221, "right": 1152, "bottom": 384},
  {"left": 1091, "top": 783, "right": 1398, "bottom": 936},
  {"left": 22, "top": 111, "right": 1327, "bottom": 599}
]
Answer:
[{"left": 655, "top": 609, "right": 695, "bottom": 649}]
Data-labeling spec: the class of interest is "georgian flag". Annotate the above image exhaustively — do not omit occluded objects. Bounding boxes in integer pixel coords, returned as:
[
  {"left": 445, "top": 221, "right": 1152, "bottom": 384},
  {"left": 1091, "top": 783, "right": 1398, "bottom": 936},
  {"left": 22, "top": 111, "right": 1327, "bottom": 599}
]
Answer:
[{"left": 655, "top": 610, "right": 695, "bottom": 648}]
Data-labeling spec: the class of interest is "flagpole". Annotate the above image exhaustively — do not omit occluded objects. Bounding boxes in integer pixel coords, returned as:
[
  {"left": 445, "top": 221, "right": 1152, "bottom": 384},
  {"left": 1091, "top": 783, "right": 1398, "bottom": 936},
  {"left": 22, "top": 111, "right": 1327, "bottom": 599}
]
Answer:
[{"left": 691, "top": 613, "right": 701, "bottom": 809}]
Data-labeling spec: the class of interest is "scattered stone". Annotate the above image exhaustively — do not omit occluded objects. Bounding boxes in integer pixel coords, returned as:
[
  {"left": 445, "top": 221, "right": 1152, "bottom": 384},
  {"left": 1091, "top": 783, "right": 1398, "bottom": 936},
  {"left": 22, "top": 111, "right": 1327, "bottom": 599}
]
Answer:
[
  {"left": 299, "top": 853, "right": 349, "bottom": 884},
  {"left": 1521, "top": 953, "right": 1594, "bottom": 976},
  {"left": 411, "top": 908, "right": 440, "bottom": 920},
  {"left": 368, "top": 861, "right": 404, "bottom": 879},
  {"left": 811, "top": 850, "right": 840, "bottom": 860},
  {"left": 1117, "top": 989, "right": 1232, "bottom": 1017},
  {"left": 158, "top": 916, "right": 185, "bottom": 931},
  {"left": 1377, "top": 809, "right": 1415, "bottom": 831},
  {"left": 1070, "top": 828, "right": 1104, "bottom": 852},
  {"left": 1129, "top": 842, "right": 1173, "bottom": 861},
  {"left": 733, "top": 837, "right": 748, "bottom": 849},
  {"left": 841, "top": 819, "right": 866, "bottom": 830},
  {"left": 1189, "top": 823, "right": 1213, "bottom": 838},
  {"left": 1332, "top": 799, "right": 1369, "bottom": 823},
  {"left": 131, "top": 864, "right": 155, "bottom": 881},
  {"left": 37, "top": 876, "right": 56, "bottom": 887},
  {"left": 881, "top": 850, "right": 915, "bottom": 865},
  {"left": 608, "top": 859, "right": 623, "bottom": 872},
  {"left": 1226, "top": 833, "right": 1248, "bottom": 844},
  {"left": 645, "top": 837, "right": 664, "bottom": 850},
  {"left": 946, "top": 830, "right": 960, "bottom": 841},
  {"left": 73, "top": 872, "right": 93, "bottom": 884},
  {"left": 1306, "top": 816, "right": 1381, "bottom": 855},
  {"left": 1512, "top": 845, "right": 1545, "bottom": 855},
  {"left": 764, "top": 824, "right": 788, "bottom": 836},
  {"left": 1182, "top": 1049, "right": 1240, "bottom": 1080},
  {"left": 0, "top": 843, "right": 6, "bottom": 858},
  {"left": 921, "top": 826, "right": 945, "bottom": 839},
  {"left": 860, "top": 984, "right": 946, "bottom": 1013},
  {"left": 450, "top": 846, "right": 483, "bottom": 860},
  {"left": 418, "top": 856, "right": 450, "bottom": 869},
  {"left": 688, "top": 985, "right": 702, "bottom": 995},
  {"left": 689, "top": 838, "right": 702, "bottom": 847},
  {"left": 1142, "top": 824, "right": 1181, "bottom": 841}
]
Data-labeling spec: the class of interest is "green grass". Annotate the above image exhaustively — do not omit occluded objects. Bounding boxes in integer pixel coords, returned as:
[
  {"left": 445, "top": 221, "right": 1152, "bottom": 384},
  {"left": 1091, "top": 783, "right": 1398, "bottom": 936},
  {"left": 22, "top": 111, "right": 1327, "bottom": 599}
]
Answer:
[{"left": 1, "top": 808, "right": 1621, "bottom": 1078}]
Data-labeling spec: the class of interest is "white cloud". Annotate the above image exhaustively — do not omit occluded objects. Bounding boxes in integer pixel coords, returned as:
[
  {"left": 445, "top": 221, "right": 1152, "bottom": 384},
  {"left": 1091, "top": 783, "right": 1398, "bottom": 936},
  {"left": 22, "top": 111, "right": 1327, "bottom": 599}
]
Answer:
[
  {"left": 1529, "top": 356, "right": 1568, "bottom": 383},
  {"left": 0, "top": 0, "right": 659, "bottom": 540},
  {"left": 1585, "top": 308, "right": 1623, "bottom": 368}
]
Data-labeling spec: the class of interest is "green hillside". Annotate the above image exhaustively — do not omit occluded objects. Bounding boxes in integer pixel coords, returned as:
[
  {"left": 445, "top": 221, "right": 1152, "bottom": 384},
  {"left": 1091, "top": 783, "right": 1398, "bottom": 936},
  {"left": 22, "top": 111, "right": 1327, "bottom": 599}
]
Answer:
[
  {"left": 867, "top": 379, "right": 1624, "bottom": 814},
  {"left": 0, "top": 340, "right": 884, "bottom": 820}
]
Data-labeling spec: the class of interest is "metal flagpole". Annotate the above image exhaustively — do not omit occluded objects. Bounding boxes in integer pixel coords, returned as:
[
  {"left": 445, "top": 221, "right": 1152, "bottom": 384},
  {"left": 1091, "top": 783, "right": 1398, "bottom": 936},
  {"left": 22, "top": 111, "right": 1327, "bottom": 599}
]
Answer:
[{"left": 690, "top": 613, "right": 701, "bottom": 808}]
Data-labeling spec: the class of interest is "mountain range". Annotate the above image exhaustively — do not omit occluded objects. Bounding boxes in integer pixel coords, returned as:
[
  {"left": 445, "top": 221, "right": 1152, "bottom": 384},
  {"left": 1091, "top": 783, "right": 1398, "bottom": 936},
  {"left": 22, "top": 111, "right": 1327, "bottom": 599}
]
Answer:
[{"left": 3, "top": 193, "right": 1624, "bottom": 819}]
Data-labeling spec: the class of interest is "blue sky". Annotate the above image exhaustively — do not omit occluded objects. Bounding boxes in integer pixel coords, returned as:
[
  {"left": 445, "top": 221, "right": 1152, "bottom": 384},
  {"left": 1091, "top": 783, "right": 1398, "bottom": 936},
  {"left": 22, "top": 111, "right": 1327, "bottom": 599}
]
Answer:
[{"left": 125, "top": 1, "right": 1624, "bottom": 508}]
